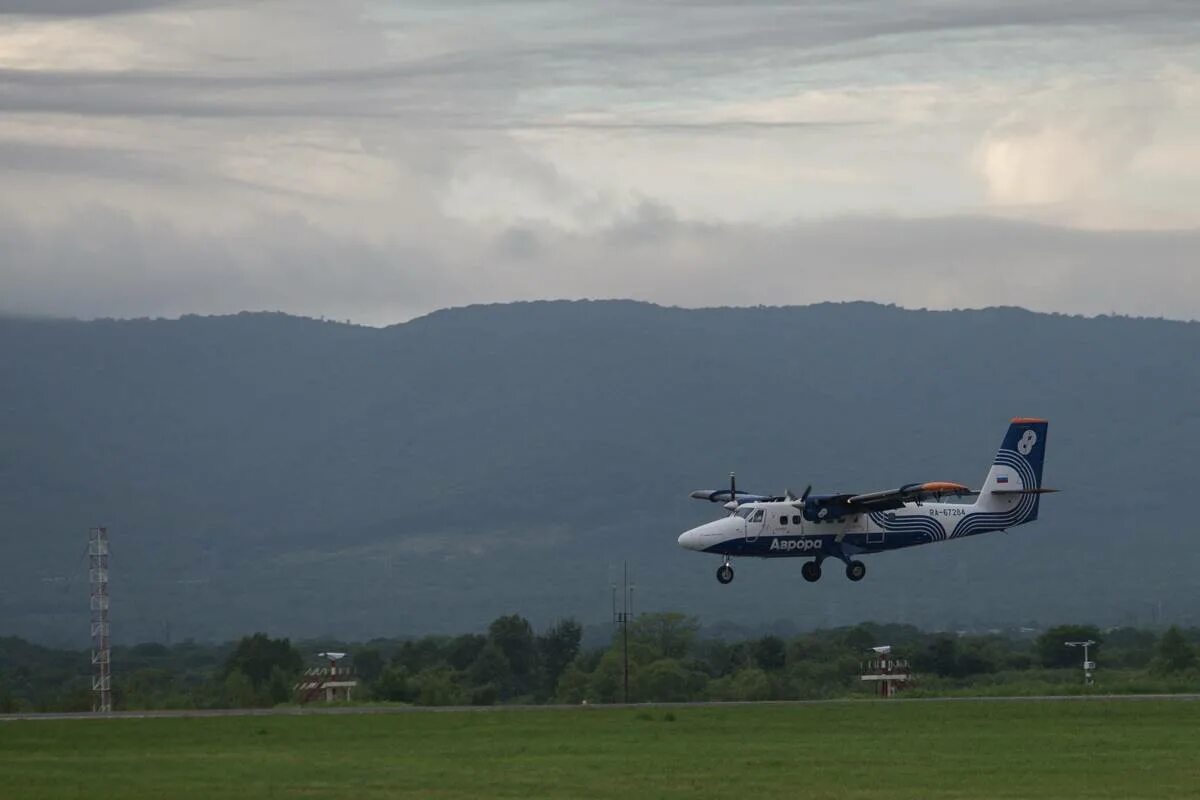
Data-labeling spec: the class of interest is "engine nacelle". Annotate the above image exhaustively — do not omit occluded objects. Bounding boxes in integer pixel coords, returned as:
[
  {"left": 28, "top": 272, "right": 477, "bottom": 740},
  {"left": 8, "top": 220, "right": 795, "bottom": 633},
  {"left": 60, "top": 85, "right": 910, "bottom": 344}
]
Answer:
[{"left": 802, "top": 494, "right": 856, "bottom": 523}]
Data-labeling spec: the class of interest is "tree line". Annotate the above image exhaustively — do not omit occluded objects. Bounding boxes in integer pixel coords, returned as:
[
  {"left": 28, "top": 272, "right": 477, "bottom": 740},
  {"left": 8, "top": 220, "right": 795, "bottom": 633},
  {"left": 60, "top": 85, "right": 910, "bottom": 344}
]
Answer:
[{"left": 2, "top": 616, "right": 1198, "bottom": 712}]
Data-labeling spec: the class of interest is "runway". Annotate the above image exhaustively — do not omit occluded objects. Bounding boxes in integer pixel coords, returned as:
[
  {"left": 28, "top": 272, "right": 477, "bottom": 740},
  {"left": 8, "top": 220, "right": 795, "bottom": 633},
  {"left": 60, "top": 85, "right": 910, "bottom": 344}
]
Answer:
[{"left": 4, "top": 693, "right": 1199, "bottom": 722}]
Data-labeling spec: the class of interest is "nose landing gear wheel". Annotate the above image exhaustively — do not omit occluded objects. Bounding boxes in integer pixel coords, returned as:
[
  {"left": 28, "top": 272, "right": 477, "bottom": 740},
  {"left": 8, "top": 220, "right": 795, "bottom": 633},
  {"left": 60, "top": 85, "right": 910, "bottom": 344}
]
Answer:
[
  {"left": 801, "top": 561, "right": 822, "bottom": 583},
  {"left": 716, "top": 564, "right": 734, "bottom": 584},
  {"left": 845, "top": 560, "right": 866, "bottom": 582}
]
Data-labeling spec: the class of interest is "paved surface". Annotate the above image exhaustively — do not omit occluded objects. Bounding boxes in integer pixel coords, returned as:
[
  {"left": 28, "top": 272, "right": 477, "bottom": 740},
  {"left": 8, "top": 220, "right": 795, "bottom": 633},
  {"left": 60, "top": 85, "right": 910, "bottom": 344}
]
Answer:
[{"left": 4, "top": 693, "right": 1199, "bottom": 722}]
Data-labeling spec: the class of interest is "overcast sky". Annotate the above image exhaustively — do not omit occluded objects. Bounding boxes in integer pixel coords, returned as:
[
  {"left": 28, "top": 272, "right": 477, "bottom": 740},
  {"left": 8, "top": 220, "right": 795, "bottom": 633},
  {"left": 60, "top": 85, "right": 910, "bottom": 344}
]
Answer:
[{"left": 1, "top": 0, "right": 1197, "bottom": 324}]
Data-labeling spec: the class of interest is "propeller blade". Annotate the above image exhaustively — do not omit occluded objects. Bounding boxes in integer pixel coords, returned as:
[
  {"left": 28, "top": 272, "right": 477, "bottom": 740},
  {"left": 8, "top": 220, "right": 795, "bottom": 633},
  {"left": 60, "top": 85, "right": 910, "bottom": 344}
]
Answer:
[{"left": 801, "top": 484, "right": 812, "bottom": 502}]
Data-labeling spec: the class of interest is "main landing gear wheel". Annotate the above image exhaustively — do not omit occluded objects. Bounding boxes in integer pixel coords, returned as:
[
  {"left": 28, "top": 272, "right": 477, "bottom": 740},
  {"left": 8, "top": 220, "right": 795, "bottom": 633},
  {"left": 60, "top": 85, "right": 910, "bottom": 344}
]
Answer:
[
  {"left": 716, "top": 564, "right": 734, "bottom": 584},
  {"left": 845, "top": 560, "right": 866, "bottom": 582},
  {"left": 801, "top": 561, "right": 822, "bottom": 583}
]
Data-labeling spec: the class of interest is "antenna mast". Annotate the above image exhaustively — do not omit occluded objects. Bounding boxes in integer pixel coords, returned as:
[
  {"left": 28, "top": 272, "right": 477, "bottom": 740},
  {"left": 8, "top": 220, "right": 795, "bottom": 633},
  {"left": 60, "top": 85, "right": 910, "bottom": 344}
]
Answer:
[
  {"left": 89, "top": 527, "right": 112, "bottom": 713},
  {"left": 612, "top": 561, "right": 635, "bottom": 703}
]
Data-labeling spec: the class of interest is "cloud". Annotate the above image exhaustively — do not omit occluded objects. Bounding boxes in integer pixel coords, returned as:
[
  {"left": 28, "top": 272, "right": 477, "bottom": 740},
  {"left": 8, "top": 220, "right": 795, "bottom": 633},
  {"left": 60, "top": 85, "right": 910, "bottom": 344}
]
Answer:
[
  {"left": 973, "top": 76, "right": 1162, "bottom": 206},
  {"left": 0, "top": 0, "right": 193, "bottom": 15},
  {"left": 1, "top": 203, "right": 1197, "bottom": 325},
  {"left": 0, "top": 206, "right": 457, "bottom": 322},
  {"left": 0, "top": 1, "right": 1197, "bottom": 323}
]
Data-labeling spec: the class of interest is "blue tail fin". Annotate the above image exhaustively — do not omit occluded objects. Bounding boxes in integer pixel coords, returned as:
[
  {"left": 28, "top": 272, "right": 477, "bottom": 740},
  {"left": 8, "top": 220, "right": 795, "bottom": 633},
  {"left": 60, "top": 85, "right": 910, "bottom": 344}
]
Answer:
[{"left": 977, "top": 418, "right": 1049, "bottom": 522}]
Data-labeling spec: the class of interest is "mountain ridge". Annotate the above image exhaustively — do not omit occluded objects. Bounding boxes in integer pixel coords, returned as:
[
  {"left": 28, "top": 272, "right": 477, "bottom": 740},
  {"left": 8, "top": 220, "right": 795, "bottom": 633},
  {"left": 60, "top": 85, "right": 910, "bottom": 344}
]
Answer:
[{"left": 2, "top": 300, "right": 1197, "bottom": 644}]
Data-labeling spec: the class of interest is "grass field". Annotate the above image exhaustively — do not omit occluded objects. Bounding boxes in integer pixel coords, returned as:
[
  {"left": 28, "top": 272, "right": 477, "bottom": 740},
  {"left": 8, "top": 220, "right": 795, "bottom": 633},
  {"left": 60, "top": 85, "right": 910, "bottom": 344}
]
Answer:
[{"left": 2, "top": 700, "right": 1198, "bottom": 799}]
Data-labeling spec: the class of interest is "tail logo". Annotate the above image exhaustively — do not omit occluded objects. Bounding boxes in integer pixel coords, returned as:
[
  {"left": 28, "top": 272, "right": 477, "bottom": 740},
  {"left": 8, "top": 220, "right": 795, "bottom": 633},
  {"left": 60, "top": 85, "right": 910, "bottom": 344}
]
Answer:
[{"left": 1017, "top": 430, "right": 1037, "bottom": 455}]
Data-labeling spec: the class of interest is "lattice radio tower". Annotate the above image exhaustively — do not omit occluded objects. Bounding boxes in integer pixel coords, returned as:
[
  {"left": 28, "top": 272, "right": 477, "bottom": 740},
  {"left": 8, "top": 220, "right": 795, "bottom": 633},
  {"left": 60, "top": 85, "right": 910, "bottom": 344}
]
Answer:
[{"left": 88, "top": 527, "right": 112, "bottom": 713}]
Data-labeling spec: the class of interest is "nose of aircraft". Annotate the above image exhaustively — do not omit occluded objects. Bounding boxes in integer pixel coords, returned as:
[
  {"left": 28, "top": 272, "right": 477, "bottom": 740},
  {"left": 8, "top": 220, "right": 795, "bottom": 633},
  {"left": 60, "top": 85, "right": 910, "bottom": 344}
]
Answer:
[{"left": 678, "top": 523, "right": 713, "bottom": 551}]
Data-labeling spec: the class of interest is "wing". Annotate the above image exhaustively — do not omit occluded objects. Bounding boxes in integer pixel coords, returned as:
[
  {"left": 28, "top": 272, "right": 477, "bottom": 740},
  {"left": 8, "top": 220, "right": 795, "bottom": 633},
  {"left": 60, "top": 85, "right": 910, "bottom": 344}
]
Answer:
[
  {"left": 690, "top": 489, "right": 779, "bottom": 505},
  {"left": 845, "top": 482, "right": 976, "bottom": 510},
  {"left": 801, "top": 482, "right": 975, "bottom": 521}
]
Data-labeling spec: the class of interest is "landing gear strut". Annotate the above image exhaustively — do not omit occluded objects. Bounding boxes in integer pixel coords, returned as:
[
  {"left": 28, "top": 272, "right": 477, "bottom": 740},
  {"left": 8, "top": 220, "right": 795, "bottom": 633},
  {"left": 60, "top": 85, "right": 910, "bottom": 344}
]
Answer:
[
  {"left": 716, "top": 558, "right": 734, "bottom": 584},
  {"left": 801, "top": 560, "right": 822, "bottom": 583},
  {"left": 845, "top": 560, "right": 866, "bottom": 582}
]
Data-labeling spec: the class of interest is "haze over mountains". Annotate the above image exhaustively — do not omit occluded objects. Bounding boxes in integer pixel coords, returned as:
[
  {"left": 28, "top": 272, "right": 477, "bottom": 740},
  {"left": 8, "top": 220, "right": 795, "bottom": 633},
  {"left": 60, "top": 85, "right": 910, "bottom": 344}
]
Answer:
[{"left": 3, "top": 300, "right": 1199, "bottom": 645}]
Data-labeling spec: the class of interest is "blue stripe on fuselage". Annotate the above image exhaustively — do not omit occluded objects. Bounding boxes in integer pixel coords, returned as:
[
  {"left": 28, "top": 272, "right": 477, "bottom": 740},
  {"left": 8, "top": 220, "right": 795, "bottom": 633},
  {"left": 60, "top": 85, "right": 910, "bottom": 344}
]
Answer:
[{"left": 702, "top": 531, "right": 932, "bottom": 557}]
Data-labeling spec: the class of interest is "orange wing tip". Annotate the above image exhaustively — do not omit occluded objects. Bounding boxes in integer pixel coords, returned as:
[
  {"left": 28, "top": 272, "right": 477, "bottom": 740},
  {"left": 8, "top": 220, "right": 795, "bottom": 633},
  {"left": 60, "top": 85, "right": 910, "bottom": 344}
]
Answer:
[
  {"left": 920, "top": 481, "right": 972, "bottom": 493},
  {"left": 1011, "top": 417, "right": 1047, "bottom": 424}
]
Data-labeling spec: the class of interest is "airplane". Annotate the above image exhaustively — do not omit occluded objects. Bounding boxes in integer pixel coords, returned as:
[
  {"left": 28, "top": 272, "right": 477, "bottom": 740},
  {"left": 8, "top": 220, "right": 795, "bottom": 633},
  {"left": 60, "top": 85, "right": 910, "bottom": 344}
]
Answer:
[{"left": 679, "top": 418, "right": 1054, "bottom": 584}]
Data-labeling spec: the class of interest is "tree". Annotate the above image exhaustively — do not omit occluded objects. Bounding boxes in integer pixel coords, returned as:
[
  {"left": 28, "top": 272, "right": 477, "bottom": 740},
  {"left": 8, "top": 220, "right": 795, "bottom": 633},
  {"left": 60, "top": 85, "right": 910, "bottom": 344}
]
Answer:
[
  {"left": 0, "top": 681, "right": 18, "bottom": 713},
  {"left": 587, "top": 648, "right": 633, "bottom": 703},
  {"left": 638, "top": 659, "right": 698, "bottom": 703},
  {"left": 468, "top": 641, "right": 513, "bottom": 697},
  {"left": 488, "top": 615, "right": 538, "bottom": 694},
  {"left": 709, "top": 667, "right": 772, "bottom": 701},
  {"left": 630, "top": 612, "right": 698, "bottom": 660},
  {"left": 220, "top": 669, "right": 260, "bottom": 708},
  {"left": 1036, "top": 625, "right": 1102, "bottom": 668},
  {"left": 955, "top": 639, "right": 999, "bottom": 677},
  {"left": 841, "top": 625, "right": 876, "bottom": 653},
  {"left": 265, "top": 666, "right": 295, "bottom": 705},
  {"left": 353, "top": 647, "right": 384, "bottom": 683},
  {"left": 1152, "top": 627, "right": 1196, "bottom": 674},
  {"left": 374, "top": 665, "right": 412, "bottom": 702},
  {"left": 446, "top": 634, "right": 487, "bottom": 672},
  {"left": 555, "top": 663, "right": 591, "bottom": 704},
  {"left": 413, "top": 667, "right": 466, "bottom": 706},
  {"left": 916, "top": 636, "right": 959, "bottom": 677},
  {"left": 537, "top": 619, "right": 582, "bottom": 697},
  {"left": 222, "top": 633, "right": 302, "bottom": 690},
  {"left": 395, "top": 637, "right": 449, "bottom": 674},
  {"left": 1100, "top": 628, "right": 1157, "bottom": 669},
  {"left": 753, "top": 636, "right": 787, "bottom": 672}
]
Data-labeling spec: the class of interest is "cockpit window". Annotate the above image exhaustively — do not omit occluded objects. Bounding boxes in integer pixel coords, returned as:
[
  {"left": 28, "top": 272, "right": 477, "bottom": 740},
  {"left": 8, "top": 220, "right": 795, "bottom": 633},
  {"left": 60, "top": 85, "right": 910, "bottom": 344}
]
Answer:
[
  {"left": 735, "top": 507, "right": 755, "bottom": 519},
  {"left": 749, "top": 509, "right": 764, "bottom": 523}
]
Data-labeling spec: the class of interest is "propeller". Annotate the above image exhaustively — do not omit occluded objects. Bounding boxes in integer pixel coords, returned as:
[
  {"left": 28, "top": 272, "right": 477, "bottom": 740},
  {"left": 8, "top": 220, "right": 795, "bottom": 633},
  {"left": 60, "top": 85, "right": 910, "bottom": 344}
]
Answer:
[
  {"left": 725, "top": 472, "right": 738, "bottom": 513},
  {"left": 790, "top": 485, "right": 813, "bottom": 510}
]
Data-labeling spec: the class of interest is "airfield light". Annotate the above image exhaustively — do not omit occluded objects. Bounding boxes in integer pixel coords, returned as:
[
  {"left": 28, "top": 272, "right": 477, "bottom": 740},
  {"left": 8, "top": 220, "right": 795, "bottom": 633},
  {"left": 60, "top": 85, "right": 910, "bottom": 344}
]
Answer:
[{"left": 1064, "top": 640, "right": 1096, "bottom": 686}]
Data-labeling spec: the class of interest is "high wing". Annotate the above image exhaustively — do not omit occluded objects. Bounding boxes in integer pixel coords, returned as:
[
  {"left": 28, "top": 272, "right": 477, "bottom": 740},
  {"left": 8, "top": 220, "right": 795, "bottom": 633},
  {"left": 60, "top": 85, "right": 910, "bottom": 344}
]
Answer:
[
  {"left": 844, "top": 482, "right": 976, "bottom": 510},
  {"left": 801, "top": 481, "right": 975, "bottom": 521}
]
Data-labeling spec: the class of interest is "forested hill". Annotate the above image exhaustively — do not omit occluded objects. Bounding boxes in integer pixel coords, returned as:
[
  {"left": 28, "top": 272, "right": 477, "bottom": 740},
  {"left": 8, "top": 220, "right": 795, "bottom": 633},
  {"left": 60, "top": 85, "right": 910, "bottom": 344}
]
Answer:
[{"left": 3, "top": 301, "right": 1199, "bottom": 644}]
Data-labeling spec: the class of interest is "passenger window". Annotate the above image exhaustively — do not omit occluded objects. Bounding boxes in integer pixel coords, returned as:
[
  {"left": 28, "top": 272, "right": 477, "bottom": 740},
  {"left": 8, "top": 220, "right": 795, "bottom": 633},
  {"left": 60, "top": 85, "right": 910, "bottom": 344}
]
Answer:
[
  {"left": 792, "top": 515, "right": 802, "bottom": 525},
  {"left": 779, "top": 516, "right": 788, "bottom": 526}
]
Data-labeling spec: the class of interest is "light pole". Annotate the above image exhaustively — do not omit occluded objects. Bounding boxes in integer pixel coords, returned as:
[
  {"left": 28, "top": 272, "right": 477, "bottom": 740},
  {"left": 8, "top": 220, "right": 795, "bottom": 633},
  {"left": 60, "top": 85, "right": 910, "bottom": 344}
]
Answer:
[{"left": 1065, "top": 640, "right": 1096, "bottom": 686}]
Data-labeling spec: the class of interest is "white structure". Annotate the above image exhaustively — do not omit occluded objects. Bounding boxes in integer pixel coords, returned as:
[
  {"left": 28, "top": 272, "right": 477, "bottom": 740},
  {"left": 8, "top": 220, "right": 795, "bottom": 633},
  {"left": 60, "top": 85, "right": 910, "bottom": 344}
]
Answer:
[
  {"left": 861, "top": 645, "right": 911, "bottom": 698},
  {"left": 88, "top": 527, "right": 112, "bottom": 713},
  {"left": 1065, "top": 640, "right": 1096, "bottom": 686},
  {"left": 295, "top": 652, "right": 358, "bottom": 703}
]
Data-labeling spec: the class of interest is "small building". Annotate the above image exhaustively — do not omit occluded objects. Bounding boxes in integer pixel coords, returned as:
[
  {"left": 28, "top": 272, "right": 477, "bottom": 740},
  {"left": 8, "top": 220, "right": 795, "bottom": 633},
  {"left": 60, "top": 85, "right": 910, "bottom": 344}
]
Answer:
[
  {"left": 295, "top": 652, "right": 358, "bottom": 703},
  {"left": 860, "top": 645, "right": 911, "bottom": 698}
]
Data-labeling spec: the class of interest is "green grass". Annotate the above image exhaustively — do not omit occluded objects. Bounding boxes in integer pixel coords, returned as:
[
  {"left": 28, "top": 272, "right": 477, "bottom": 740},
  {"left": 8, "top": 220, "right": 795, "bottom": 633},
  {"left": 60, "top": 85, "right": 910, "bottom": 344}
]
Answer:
[{"left": 2, "top": 700, "right": 1198, "bottom": 799}]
